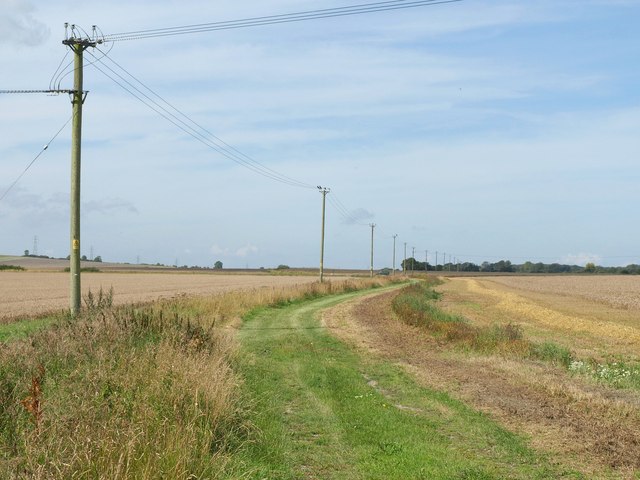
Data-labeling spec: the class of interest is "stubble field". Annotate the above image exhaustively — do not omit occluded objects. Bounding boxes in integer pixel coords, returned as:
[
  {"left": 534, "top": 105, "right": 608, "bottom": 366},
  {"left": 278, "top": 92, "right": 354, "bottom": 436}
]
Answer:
[
  {"left": 0, "top": 271, "right": 318, "bottom": 321},
  {"left": 327, "top": 274, "right": 640, "bottom": 478}
]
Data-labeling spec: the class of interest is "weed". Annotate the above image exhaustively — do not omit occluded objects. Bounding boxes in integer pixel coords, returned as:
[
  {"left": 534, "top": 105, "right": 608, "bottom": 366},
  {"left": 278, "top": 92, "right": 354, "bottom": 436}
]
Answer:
[
  {"left": 20, "top": 364, "right": 45, "bottom": 433},
  {"left": 84, "top": 286, "right": 114, "bottom": 314}
]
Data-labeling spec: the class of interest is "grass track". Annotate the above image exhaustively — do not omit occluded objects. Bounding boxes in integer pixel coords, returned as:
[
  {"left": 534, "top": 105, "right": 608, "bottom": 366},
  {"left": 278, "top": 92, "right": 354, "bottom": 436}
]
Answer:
[{"left": 228, "top": 287, "right": 580, "bottom": 479}]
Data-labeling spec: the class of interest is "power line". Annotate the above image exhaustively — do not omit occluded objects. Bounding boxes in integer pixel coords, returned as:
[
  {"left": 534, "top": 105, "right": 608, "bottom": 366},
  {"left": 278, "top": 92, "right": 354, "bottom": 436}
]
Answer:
[
  {"left": 86, "top": 48, "right": 315, "bottom": 189},
  {"left": 103, "top": 0, "right": 462, "bottom": 42},
  {"left": 0, "top": 89, "right": 74, "bottom": 94},
  {"left": 327, "top": 193, "right": 370, "bottom": 226},
  {"left": 0, "top": 115, "right": 74, "bottom": 203}
]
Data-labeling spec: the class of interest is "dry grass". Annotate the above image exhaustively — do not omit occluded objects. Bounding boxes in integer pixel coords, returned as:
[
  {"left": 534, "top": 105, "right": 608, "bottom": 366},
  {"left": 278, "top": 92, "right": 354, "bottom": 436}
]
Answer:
[{"left": 0, "top": 277, "right": 394, "bottom": 478}]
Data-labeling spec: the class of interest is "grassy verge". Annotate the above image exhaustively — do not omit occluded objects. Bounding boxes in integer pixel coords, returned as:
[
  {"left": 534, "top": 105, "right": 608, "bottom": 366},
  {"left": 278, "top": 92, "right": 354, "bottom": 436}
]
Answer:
[
  {"left": 226, "top": 286, "right": 577, "bottom": 479},
  {"left": 0, "top": 277, "right": 398, "bottom": 478},
  {"left": 0, "top": 317, "right": 58, "bottom": 342},
  {"left": 0, "top": 265, "right": 25, "bottom": 271},
  {"left": 393, "top": 281, "right": 640, "bottom": 390}
]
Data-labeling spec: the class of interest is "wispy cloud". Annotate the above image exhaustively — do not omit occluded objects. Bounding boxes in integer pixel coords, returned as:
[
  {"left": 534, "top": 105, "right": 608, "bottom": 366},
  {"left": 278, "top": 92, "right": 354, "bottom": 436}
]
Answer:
[
  {"left": 83, "top": 198, "right": 138, "bottom": 215},
  {"left": 236, "top": 244, "right": 258, "bottom": 257},
  {"left": 342, "top": 208, "right": 374, "bottom": 225},
  {"left": 210, "top": 244, "right": 229, "bottom": 256},
  {"left": 0, "top": 0, "right": 49, "bottom": 46}
]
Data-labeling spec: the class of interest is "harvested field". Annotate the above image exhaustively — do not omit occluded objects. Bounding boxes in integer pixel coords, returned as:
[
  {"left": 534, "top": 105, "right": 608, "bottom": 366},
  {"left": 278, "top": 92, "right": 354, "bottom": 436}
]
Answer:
[
  {"left": 437, "top": 276, "right": 640, "bottom": 360},
  {"left": 323, "top": 282, "right": 640, "bottom": 479},
  {"left": 485, "top": 275, "right": 640, "bottom": 310},
  {"left": 0, "top": 271, "right": 318, "bottom": 321}
]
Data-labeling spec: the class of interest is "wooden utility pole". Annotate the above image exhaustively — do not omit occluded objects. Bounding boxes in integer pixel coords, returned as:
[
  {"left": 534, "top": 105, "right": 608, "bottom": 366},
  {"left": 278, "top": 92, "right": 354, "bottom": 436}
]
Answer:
[
  {"left": 369, "top": 223, "right": 376, "bottom": 277},
  {"left": 392, "top": 234, "right": 398, "bottom": 275},
  {"left": 318, "top": 187, "right": 329, "bottom": 282},
  {"left": 63, "top": 30, "right": 97, "bottom": 316}
]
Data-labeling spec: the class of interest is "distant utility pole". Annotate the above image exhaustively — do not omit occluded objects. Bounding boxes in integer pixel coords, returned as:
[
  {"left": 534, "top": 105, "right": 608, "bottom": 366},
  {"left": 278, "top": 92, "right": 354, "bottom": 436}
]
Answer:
[
  {"left": 404, "top": 242, "right": 407, "bottom": 274},
  {"left": 33, "top": 236, "right": 38, "bottom": 256},
  {"left": 411, "top": 246, "right": 415, "bottom": 275},
  {"left": 318, "top": 186, "right": 329, "bottom": 283},
  {"left": 435, "top": 251, "right": 438, "bottom": 270},
  {"left": 63, "top": 27, "right": 99, "bottom": 316},
  {"left": 369, "top": 223, "right": 376, "bottom": 277},
  {"left": 392, "top": 234, "right": 398, "bottom": 275},
  {"left": 443, "top": 252, "right": 446, "bottom": 272},
  {"left": 425, "top": 250, "right": 428, "bottom": 272}
]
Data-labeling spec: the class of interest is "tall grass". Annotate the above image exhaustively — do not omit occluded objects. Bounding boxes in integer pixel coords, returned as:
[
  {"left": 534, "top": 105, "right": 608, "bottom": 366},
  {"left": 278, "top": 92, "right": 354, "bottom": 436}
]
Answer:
[
  {"left": 0, "top": 277, "right": 396, "bottom": 478},
  {"left": 392, "top": 282, "right": 573, "bottom": 365}
]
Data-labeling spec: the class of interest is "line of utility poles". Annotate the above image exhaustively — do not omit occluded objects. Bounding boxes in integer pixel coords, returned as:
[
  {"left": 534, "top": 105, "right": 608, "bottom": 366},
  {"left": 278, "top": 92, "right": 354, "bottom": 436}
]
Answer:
[{"left": 318, "top": 186, "right": 329, "bottom": 283}]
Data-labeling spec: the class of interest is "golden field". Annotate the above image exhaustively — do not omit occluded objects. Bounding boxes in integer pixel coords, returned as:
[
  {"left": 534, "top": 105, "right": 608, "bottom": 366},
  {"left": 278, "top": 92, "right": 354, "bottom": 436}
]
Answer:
[{"left": 0, "top": 271, "right": 318, "bottom": 321}]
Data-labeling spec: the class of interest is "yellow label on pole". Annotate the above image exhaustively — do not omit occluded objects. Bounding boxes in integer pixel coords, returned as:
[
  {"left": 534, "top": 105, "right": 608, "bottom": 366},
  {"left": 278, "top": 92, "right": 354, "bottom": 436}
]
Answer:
[{"left": 72, "top": 239, "right": 80, "bottom": 250}]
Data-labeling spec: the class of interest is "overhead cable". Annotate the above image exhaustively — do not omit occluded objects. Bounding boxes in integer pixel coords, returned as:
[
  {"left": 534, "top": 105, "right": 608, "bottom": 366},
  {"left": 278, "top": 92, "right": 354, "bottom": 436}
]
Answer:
[
  {"left": 87, "top": 48, "right": 315, "bottom": 189},
  {"left": 0, "top": 115, "right": 74, "bottom": 203},
  {"left": 103, "top": 0, "right": 462, "bottom": 42}
]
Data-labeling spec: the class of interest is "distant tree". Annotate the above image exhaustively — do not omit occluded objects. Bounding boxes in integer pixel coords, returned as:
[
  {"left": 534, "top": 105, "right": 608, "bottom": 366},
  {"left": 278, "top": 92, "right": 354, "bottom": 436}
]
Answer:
[
  {"left": 81, "top": 255, "right": 87, "bottom": 261},
  {"left": 480, "top": 261, "right": 494, "bottom": 272},
  {"left": 23, "top": 249, "right": 29, "bottom": 256},
  {"left": 214, "top": 260, "right": 223, "bottom": 269},
  {"left": 584, "top": 262, "right": 596, "bottom": 273},
  {"left": 459, "top": 262, "right": 480, "bottom": 272},
  {"left": 94, "top": 256, "right": 102, "bottom": 263},
  {"left": 276, "top": 264, "right": 290, "bottom": 270}
]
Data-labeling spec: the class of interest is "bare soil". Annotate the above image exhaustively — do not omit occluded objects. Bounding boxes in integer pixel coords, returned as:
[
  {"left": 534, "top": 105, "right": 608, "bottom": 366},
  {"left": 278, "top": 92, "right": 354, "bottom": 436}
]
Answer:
[
  {"left": 0, "top": 271, "right": 318, "bottom": 321},
  {"left": 323, "top": 286, "right": 640, "bottom": 479}
]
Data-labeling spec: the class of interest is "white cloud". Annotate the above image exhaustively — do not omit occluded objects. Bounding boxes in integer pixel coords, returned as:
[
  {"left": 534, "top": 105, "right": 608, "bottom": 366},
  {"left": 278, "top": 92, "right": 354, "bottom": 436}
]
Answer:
[
  {"left": 236, "top": 244, "right": 258, "bottom": 258},
  {"left": 561, "top": 253, "right": 602, "bottom": 266},
  {"left": 210, "top": 244, "right": 229, "bottom": 256}
]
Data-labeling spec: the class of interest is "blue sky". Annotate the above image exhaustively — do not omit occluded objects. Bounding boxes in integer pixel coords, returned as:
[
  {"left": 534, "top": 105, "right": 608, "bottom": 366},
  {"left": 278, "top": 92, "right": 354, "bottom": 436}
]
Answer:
[{"left": 1, "top": 0, "right": 639, "bottom": 269}]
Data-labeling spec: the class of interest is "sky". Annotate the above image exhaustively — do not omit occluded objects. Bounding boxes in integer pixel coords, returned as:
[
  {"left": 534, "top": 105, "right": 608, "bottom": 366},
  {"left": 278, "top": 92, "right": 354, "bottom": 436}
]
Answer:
[{"left": 1, "top": 0, "right": 639, "bottom": 269}]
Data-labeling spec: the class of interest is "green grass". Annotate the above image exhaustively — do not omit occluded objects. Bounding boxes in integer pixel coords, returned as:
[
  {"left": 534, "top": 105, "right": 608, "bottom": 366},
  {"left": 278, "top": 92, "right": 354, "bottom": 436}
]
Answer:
[
  {"left": 0, "top": 317, "right": 58, "bottom": 342},
  {"left": 226, "top": 287, "right": 580, "bottom": 479}
]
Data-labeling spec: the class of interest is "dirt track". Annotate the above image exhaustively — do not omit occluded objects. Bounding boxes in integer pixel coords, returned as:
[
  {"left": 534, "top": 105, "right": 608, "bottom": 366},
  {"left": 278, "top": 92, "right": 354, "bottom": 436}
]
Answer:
[{"left": 0, "top": 272, "right": 318, "bottom": 321}]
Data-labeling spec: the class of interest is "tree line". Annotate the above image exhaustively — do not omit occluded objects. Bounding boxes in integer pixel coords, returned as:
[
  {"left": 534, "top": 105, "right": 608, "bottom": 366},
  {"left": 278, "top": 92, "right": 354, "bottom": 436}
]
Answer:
[{"left": 399, "top": 258, "right": 640, "bottom": 275}]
